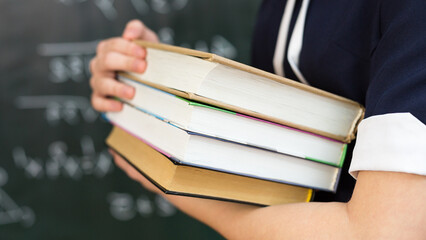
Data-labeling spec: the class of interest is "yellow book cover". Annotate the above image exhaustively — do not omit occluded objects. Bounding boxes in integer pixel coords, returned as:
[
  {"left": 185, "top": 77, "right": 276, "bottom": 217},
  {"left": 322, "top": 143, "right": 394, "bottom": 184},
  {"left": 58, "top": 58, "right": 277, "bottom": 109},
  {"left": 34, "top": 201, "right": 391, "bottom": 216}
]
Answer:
[{"left": 106, "top": 126, "right": 313, "bottom": 206}]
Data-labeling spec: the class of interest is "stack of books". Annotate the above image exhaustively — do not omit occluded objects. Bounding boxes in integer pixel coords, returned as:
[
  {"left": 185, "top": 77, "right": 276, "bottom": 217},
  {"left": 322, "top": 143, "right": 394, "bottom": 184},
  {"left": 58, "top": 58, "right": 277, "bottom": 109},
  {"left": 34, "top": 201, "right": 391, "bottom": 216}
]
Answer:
[{"left": 105, "top": 41, "right": 364, "bottom": 206}]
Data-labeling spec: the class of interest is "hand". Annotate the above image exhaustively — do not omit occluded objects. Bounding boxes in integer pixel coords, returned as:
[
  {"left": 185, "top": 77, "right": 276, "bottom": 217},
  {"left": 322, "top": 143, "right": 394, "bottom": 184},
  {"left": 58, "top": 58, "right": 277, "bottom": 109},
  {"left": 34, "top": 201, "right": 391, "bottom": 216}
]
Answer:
[{"left": 89, "top": 19, "right": 159, "bottom": 112}]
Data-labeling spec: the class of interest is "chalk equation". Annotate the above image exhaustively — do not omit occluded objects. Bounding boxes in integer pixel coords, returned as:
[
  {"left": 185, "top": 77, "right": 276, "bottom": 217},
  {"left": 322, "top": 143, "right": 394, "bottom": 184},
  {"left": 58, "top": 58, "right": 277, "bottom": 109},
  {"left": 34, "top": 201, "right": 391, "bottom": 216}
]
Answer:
[
  {"left": 56, "top": 0, "right": 188, "bottom": 20},
  {"left": 38, "top": 40, "right": 98, "bottom": 83},
  {"left": 158, "top": 28, "right": 238, "bottom": 59},
  {"left": 0, "top": 167, "right": 35, "bottom": 227},
  {"left": 48, "top": 55, "right": 92, "bottom": 83},
  {"left": 12, "top": 136, "right": 113, "bottom": 180},
  {"left": 107, "top": 192, "right": 176, "bottom": 221},
  {"left": 15, "top": 95, "right": 98, "bottom": 126}
]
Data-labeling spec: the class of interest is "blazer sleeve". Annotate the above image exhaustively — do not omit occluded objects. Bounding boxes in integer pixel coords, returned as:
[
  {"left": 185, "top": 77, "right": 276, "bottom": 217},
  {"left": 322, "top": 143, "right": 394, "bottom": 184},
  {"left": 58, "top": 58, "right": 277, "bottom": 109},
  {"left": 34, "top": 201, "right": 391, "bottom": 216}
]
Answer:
[{"left": 349, "top": 0, "right": 426, "bottom": 177}]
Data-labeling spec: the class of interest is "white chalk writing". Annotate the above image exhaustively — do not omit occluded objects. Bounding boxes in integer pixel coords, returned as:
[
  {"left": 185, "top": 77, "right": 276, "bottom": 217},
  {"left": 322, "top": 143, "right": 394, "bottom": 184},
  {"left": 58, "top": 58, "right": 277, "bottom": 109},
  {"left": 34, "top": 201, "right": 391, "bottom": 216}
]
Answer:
[
  {"left": 15, "top": 96, "right": 98, "bottom": 126},
  {"left": 13, "top": 136, "right": 113, "bottom": 180},
  {"left": 0, "top": 167, "right": 35, "bottom": 227},
  {"left": 107, "top": 192, "right": 176, "bottom": 220}
]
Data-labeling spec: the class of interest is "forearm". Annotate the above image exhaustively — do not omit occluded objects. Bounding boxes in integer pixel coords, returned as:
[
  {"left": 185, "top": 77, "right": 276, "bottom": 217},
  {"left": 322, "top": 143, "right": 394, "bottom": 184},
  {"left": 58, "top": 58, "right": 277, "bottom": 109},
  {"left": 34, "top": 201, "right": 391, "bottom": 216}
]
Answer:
[
  {"left": 164, "top": 171, "right": 426, "bottom": 240},
  {"left": 167, "top": 195, "right": 260, "bottom": 238},
  {"left": 167, "top": 194, "right": 351, "bottom": 239},
  {"left": 113, "top": 154, "right": 425, "bottom": 239}
]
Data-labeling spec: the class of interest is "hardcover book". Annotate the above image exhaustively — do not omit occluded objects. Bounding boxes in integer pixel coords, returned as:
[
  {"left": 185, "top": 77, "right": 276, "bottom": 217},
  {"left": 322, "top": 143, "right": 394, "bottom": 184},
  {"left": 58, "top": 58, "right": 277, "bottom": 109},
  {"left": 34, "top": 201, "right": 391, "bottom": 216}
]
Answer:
[
  {"left": 119, "top": 75, "right": 347, "bottom": 167},
  {"left": 121, "top": 41, "right": 365, "bottom": 142},
  {"left": 105, "top": 104, "right": 342, "bottom": 192},
  {"left": 107, "top": 126, "right": 313, "bottom": 206}
]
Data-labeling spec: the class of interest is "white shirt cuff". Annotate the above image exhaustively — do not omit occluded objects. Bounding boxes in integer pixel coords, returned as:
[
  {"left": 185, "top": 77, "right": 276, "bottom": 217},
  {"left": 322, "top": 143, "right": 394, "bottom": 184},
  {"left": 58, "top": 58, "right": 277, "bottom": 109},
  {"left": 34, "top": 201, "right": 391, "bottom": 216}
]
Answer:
[{"left": 349, "top": 113, "right": 426, "bottom": 178}]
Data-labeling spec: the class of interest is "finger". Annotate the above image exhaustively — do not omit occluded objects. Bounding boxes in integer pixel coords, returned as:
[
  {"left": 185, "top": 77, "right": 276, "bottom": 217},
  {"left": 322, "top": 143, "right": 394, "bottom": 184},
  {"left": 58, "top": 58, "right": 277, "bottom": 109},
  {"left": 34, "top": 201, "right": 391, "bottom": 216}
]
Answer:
[
  {"left": 101, "top": 38, "right": 146, "bottom": 59},
  {"left": 91, "top": 92, "right": 123, "bottom": 112},
  {"left": 89, "top": 57, "right": 116, "bottom": 79},
  {"left": 122, "top": 19, "right": 159, "bottom": 42},
  {"left": 89, "top": 57, "right": 96, "bottom": 75},
  {"left": 113, "top": 153, "right": 133, "bottom": 173},
  {"left": 111, "top": 150, "right": 162, "bottom": 194},
  {"left": 91, "top": 76, "right": 135, "bottom": 99},
  {"left": 113, "top": 153, "right": 144, "bottom": 182},
  {"left": 98, "top": 51, "right": 147, "bottom": 73}
]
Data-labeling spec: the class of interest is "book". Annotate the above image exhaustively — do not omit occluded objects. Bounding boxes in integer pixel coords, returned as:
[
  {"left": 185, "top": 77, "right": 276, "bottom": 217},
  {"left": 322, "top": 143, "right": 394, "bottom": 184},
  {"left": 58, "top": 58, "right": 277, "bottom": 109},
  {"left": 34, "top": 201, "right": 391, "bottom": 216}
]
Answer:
[
  {"left": 106, "top": 126, "right": 314, "bottom": 206},
  {"left": 105, "top": 104, "right": 342, "bottom": 192},
  {"left": 121, "top": 41, "right": 365, "bottom": 143},
  {"left": 119, "top": 75, "right": 347, "bottom": 167}
]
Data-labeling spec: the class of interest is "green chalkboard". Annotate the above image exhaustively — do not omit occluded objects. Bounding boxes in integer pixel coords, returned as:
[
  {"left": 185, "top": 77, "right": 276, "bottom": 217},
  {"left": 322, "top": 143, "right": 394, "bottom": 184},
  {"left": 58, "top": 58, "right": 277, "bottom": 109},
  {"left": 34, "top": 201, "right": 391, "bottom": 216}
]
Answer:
[{"left": 0, "top": 0, "right": 261, "bottom": 239}]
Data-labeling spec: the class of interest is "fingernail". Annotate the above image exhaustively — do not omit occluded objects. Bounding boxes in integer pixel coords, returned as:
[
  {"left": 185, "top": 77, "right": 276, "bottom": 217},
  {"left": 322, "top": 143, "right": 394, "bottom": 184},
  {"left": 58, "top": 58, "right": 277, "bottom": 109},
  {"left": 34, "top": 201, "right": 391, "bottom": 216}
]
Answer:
[
  {"left": 134, "top": 60, "right": 146, "bottom": 73},
  {"left": 124, "top": 29, "right": 137, "bottom": 39},
  {"left": 110, "top": 101, "right": 123, "bottom": 111},
  {"left": 135, "top": 47, "right": 145, "bottom": 58},
  {"left": 122, "top": 86, "right": 135, "bottom": 99}
]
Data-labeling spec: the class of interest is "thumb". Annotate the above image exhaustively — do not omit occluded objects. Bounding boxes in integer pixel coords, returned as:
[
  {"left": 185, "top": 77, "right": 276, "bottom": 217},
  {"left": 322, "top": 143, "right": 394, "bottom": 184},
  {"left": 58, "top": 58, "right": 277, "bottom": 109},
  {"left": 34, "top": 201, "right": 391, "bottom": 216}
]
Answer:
[{"left": 122, "top": 19, "right": 159, "bottom": 42}]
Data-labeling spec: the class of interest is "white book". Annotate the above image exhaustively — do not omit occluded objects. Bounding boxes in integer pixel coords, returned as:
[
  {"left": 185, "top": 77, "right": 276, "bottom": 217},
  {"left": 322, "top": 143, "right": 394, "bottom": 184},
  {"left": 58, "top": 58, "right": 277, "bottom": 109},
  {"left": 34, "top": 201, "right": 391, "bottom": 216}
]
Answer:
[
  {"left": 119, "top": 75, "right": 347, "bottom": 167},
  {"left": 105, "top": 104, "right": 342, "bottom": 192},
  {"left": 122, "top": 41, "right": 364, "bottom": 142}
]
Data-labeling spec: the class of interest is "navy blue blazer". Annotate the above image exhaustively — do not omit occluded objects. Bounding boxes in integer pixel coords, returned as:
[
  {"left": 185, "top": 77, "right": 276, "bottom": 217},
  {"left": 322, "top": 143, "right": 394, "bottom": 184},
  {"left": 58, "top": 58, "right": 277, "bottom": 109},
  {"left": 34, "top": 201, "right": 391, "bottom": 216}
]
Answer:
[{"left": 251, "top": 0, "right": 426, "bottom": 202}]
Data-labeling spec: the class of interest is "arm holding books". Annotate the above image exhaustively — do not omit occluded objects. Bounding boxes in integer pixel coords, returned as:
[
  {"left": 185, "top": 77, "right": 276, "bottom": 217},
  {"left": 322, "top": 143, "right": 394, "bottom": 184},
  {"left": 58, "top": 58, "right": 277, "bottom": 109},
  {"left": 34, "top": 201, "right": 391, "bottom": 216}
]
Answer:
[
  {"left": 112, "top": 151, "right": 426, "bottom": 240},
  {"left": 90, "top": 20, "right": 426, "bottom": 239}
]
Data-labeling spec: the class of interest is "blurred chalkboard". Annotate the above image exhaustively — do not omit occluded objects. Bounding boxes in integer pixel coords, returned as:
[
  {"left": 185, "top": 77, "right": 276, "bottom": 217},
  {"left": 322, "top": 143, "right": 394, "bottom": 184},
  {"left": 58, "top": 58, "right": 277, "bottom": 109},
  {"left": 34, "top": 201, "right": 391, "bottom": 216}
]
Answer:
[{"left": 0, "top": 0, "right": 260, "bottom": 239}]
